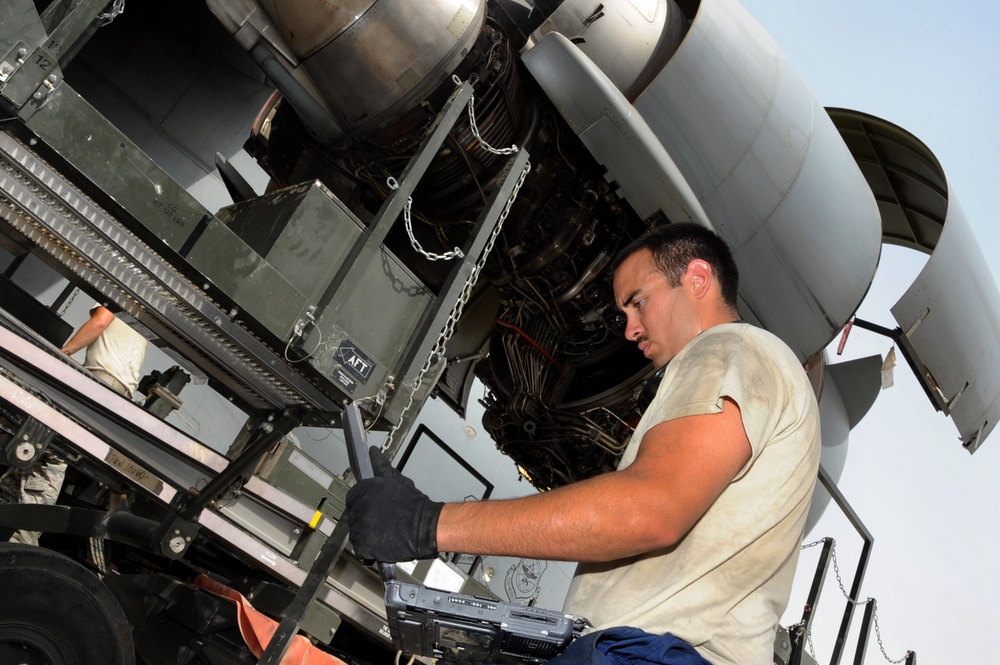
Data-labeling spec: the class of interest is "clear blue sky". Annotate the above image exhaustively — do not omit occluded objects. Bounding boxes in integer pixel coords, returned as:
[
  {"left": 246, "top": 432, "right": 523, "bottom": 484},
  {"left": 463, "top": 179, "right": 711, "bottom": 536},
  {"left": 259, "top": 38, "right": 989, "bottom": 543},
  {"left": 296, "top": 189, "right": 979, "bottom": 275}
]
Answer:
[{"left": 738, "top": 1, "right": 1000, "bottom": 662}]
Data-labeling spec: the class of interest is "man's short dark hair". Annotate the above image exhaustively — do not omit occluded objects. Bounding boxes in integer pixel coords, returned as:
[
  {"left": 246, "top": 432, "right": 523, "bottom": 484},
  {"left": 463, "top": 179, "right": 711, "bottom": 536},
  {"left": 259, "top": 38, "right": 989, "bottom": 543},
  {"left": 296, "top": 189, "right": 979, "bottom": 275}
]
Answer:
[{"left": 610, "top": 222, "right": 740, "bottom": 308}]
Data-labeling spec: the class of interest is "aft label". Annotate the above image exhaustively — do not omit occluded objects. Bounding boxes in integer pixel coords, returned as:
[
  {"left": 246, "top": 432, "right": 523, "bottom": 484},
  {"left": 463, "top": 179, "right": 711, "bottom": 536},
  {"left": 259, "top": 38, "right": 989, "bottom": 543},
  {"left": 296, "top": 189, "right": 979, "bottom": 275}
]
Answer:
[{"left": 334, "top": 340, "right": 375, "bottom": 383}]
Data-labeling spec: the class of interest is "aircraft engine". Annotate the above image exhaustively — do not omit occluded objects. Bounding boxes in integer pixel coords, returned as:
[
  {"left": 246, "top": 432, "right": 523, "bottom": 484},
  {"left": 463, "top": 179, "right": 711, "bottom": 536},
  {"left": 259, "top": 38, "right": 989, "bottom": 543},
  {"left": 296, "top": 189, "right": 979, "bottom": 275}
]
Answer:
[
  {"left": 201, "top": 0, "right": 687, "bottom": 488},
  {"left": 207, "top": 0, "right": 875, "bottom": 489}
]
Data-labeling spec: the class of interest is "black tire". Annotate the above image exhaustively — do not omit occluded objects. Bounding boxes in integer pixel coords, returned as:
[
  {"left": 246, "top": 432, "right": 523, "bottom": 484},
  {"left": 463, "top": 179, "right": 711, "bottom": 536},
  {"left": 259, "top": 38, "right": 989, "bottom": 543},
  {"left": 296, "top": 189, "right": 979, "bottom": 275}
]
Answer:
[{"left": 0, "top": 543, "right": 135, "bottom": 665}]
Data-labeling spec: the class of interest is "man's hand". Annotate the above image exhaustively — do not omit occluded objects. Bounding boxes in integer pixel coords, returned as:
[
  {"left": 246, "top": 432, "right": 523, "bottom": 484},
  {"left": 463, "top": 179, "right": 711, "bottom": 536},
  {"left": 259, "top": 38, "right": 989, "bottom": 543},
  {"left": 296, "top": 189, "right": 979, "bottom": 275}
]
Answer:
[{"left": 345, "top": 447, "right": 443, "bottom": 562}]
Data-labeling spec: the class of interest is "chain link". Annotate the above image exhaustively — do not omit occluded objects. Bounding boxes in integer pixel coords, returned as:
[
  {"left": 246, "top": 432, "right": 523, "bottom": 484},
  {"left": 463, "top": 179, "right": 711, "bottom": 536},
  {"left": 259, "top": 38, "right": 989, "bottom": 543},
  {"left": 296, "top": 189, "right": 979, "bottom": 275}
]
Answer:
[
  {"left": 388, "top": 75, "right": 522, "bottom": 263},
  {"left": 98, "top": 0, "right": 126, "bottom": 25},
  {"left": 798, "top": 538, "right": 911, "bottom": 664},
  {"left": 381, "top": 79, "right": 531, "bottom": 452},
  {"left": 807, "top": 632, "right": 818, "bottom": 664},
  {"left": 452, "top": 74, "right": 520, "bottom": 156},
  {"left": 56, "top": 286, "right": 79, "bottom": 317},
  {"left": 386, "top": 176, "right": 465, "bottom": 261}
]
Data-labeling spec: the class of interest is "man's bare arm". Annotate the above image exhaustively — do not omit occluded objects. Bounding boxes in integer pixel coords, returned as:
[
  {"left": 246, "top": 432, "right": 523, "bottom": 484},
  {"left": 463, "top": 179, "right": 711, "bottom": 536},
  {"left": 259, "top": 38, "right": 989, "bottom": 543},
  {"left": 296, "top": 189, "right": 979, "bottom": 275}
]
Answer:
[
  {"left": 436, "top": 397, "right": 752, "bottom": 562},
  {"left": 61, "top": 306, "right": 115, "bottom": 355}
]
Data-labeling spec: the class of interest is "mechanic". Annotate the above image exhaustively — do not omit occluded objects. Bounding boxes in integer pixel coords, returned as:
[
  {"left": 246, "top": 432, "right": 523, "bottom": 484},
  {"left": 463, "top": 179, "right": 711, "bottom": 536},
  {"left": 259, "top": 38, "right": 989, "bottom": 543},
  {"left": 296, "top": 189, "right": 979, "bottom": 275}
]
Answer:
[
  {"left": 61, "top": 303, "right": 148, "bottom": 399},
  {"left": 346, "top": 222, "right": 821, "bottom": 665},
  {"left": 1, "top": 304, "right": 147, "bottom": 545}
]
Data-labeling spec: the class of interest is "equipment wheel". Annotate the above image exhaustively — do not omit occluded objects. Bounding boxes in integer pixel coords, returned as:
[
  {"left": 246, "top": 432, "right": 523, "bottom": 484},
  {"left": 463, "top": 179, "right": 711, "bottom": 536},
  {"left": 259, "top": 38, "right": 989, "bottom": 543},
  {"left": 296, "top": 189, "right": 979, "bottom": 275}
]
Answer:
[{"left": 0, "top": 543, "right": 134, "bottom": 665}]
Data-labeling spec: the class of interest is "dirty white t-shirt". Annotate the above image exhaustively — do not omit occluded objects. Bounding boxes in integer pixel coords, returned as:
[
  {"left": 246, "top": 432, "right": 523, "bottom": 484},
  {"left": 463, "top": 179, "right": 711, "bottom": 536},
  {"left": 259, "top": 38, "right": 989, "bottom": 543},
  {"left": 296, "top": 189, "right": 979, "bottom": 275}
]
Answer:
[
  {"left": 83, "top": 307, "right": 147, "bottom": 397},
  {"left": 564, "top": 322, "right": 821, "bottom": 665}
]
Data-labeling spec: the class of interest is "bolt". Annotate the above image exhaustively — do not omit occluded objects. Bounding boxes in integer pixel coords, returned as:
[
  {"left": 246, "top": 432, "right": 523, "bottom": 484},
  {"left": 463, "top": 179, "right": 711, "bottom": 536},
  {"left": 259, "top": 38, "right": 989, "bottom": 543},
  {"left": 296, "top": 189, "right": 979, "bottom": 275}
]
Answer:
[
  {"left": 261, "top": 422, "right": 274, "bottom": 434},
  {"left": 17, "top": 48, "right": 27, "bottom": 59},
  {"left": 47, "top": 74, "right": 58, "bottom": 83},
  {"left": 15, "top": 442, "right": 35, "bottom": 461},
  {"left": 1, "top": 63, "right": 12, "bottom": 75},
  {"left": 168, "top": 535, "right": 186, "bottom": 554}
]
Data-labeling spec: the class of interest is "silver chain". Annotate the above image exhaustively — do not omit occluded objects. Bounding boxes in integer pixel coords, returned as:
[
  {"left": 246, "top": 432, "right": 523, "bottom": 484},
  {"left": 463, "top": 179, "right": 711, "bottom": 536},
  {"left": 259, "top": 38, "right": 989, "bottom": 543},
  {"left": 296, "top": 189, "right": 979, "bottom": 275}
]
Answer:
[
  {"left": 57, "top": 286, "right": 80, "bottom": 317},
  {"left": 452, "top": 74, "right": 520, "bottom": 156},
  {"left": 387, "top": 75, "right": 520, "bottom": 263},
  {"left": 98, "top": 0, "right": 126, "bottom": 25},
  {"left": 386, "top": 176, "right": 465, "bottom": 261},
  {"left": 807, "top": 632, "right": 817, "bottom": 664},
  {"left": 381, "top": 81, "right": 532, "bottom": 451},
  {"left": 799, "top": 538, "right": 912, "bottom": 664}
]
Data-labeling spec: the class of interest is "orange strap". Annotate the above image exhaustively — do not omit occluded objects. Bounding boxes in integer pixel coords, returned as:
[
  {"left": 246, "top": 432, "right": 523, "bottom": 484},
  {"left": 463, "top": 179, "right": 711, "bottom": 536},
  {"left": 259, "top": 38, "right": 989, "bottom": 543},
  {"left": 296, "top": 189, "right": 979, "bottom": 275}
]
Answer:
[{"left": 194, "top": 574, "right": 346, "bottom": 665}]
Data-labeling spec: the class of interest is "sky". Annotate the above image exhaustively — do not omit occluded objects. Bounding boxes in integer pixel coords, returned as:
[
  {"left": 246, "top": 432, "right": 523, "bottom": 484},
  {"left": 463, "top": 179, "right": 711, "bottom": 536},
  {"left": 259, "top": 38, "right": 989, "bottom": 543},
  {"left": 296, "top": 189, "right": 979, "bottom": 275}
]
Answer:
[{"left": 737, "top": 1, "right": 1000, "bottom": 663}]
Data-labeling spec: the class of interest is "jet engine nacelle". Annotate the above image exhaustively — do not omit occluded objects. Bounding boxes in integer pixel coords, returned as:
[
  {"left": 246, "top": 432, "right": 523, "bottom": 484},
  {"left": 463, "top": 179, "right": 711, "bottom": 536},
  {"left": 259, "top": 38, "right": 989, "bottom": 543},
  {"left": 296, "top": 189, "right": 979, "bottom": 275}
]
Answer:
[{"left": 204, "top": 0, "right": 997, "bottom": 487}]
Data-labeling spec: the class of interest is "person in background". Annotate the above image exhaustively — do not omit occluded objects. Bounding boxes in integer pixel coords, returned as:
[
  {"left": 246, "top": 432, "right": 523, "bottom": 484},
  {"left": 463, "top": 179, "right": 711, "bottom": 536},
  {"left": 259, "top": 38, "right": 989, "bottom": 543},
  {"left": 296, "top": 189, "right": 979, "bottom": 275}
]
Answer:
[
  {"left": 61, "top": 304, "right": 147, "bottom": 399},
  {"left": 1, "top": 304, "right": 147, "bottom": 545}
]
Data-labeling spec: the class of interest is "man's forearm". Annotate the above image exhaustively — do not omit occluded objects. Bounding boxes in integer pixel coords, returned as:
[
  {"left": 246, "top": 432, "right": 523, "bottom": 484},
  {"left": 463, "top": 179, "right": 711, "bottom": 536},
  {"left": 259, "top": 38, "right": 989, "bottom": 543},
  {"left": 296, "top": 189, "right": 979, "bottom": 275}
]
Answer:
[
  {"left": 435, "top": 468, "right": 675, "bottom": 562},
  {"left": 355, "top": 409, "right": 749, "bottom": 564},
  {"left": 61, "top": 324, "right": 102, "bottom": 354},
  {"left": 61, "top": 308, "right": 113, "bottom": 354}
]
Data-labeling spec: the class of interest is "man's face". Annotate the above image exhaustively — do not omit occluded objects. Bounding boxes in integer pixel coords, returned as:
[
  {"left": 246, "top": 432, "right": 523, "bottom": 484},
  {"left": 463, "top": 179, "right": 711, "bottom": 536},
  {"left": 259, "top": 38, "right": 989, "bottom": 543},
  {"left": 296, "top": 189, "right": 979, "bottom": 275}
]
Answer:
[{"left": 613, "top": 249, "right": 691, "bottom": 368}]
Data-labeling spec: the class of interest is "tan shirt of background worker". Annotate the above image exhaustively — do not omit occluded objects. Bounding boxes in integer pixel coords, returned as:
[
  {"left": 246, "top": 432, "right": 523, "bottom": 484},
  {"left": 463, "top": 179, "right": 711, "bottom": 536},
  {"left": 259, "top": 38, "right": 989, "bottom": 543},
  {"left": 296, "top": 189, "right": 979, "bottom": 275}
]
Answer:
[{"left": 62, "top": 304, "right": 147, "bottom": 398}]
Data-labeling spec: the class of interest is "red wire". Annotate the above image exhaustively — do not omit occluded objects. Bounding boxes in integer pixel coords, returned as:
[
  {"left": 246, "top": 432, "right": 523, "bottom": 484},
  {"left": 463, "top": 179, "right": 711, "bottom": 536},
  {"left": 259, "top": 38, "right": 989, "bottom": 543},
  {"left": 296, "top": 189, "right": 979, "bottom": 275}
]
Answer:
[{"left": 494, "top": 320, "right": 562, "bottom": 370}]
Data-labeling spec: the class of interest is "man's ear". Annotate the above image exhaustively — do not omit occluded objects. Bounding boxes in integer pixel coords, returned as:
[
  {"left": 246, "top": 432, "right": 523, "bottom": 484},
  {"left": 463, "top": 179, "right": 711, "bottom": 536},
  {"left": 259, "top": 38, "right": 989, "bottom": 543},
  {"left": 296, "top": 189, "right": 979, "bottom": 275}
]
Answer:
[{"left": 685, "top": 259, "right": 713, "bottom": 299}]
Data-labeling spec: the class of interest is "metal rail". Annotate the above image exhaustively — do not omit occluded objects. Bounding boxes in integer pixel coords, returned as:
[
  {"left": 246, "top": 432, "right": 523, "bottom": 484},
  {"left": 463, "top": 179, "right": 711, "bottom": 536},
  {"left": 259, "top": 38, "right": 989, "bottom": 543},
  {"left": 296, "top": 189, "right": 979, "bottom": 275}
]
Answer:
[
  {"left": 0, "top": 311, "right": 390, "bottom": 643},
  {"left": 0, "top": 130, "right": 338, "bottom": 413}
]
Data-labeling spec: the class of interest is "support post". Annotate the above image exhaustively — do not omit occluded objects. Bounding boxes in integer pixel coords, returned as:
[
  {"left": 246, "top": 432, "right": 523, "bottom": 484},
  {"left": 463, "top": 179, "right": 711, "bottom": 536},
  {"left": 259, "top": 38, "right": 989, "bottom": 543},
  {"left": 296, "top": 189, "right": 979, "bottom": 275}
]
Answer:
[
  {"left": 258, "top": 402, "right": 367, "bottom": 664},
  {"left": 789, "top": 537, "right": 833, "bottom": 665}
]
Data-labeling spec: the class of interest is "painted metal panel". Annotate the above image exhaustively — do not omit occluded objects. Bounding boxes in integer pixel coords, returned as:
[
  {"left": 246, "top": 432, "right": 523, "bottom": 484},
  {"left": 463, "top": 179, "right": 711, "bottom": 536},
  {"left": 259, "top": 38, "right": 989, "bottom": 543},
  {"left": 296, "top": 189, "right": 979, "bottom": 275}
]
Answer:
[
  {"left": 254, "top": 0, "right": 485, "bottom": 134},
  {"left": 827, "top": 109, "right": 999, "bottom": 452},
  {"left": 525, "top": 0, "right": 687, "bottom": 100},
  {"left": 521, "top": 31, "right": 709, "bottom": 226},
  {"left": 891, "top": 196, "right": 1000, "bottom": 452},
  {"left": 632, "top": 0, "right": 882, "bottom": 360},
  {"left": 523, "top": 0, "right": 882, "bottom": 361},
  {"left": 825, "top": 355, "right": 883, "bottom": 431}
]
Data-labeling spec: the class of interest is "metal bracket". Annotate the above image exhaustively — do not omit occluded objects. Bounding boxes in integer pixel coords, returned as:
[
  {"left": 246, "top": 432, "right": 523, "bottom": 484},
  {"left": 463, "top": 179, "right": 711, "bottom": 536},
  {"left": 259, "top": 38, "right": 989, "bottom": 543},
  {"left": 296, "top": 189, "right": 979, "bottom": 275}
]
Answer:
[
  {"left": 137, "top": 365, "right": 192, "bottom": 418},
  {"left": 2, "top": 415, "right": 56, "bottom": 469},
  {"left": 257, "top": 401, "right": 367, "bottom": 663},
  {"left": 0, "top": 43, "right": 61, "bottom": 118},
  {"left": 173, "top": 409, "right": 304, "bottom": 521}
]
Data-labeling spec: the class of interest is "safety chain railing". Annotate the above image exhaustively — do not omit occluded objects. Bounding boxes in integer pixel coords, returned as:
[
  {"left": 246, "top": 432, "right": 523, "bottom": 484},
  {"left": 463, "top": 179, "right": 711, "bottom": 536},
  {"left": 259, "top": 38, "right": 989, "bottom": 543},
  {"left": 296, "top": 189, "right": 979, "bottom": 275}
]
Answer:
[
  {"left": 379, "top": 78, "right": 532, "bottom": 452},
  {"left": 800, "top": 538, "right": 914, "bottom": 665}
]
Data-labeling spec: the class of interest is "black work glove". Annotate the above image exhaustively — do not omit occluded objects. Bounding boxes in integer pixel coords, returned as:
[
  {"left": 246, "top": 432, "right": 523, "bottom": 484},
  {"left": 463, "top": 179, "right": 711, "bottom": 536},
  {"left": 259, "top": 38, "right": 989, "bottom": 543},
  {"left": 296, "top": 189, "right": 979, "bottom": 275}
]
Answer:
[{"left": 345, "top": 446, "right": 443, "bottom": 562}]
